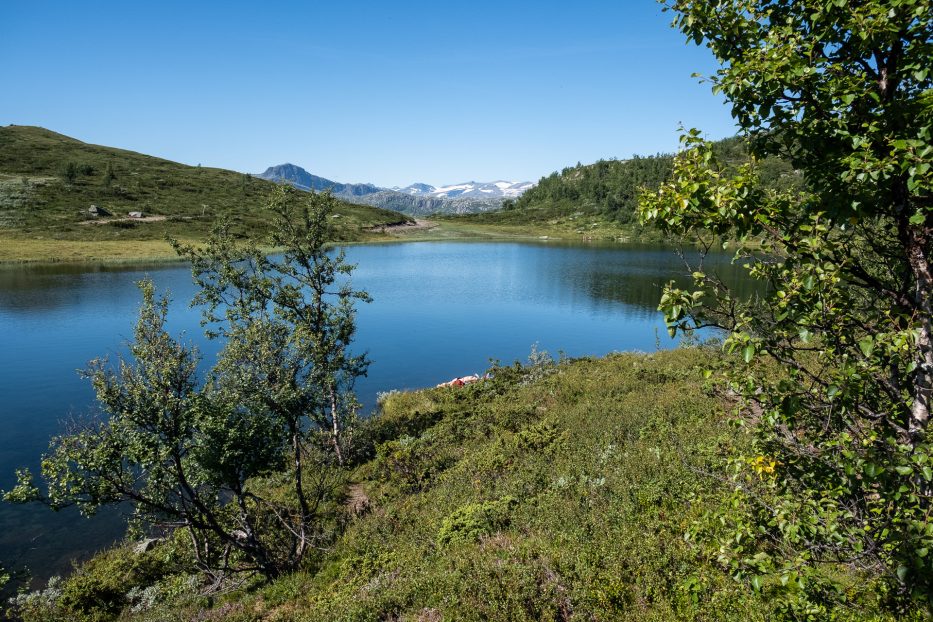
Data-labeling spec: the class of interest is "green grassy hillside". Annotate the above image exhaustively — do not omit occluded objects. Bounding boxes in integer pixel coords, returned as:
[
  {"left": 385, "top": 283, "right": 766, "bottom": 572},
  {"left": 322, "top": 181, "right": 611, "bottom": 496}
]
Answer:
[
  {"left": 8, "top": 348, "right": 911, "bottom": 622},
  {"left": 442, "top": 137, "right": 801, "bottom": 241},
  {"left": 0, "top": 126, "right": 411, "bottom": 261}
]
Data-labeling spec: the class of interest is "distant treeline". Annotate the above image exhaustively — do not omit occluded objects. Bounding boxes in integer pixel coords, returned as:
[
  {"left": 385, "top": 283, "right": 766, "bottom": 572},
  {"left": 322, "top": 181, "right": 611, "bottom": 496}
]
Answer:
[
  {"left": 490, "top": 136, "right": 800, "bottom": 225},
  {"left": 507, "top": 153, "right": 675, "bottom": 224}
]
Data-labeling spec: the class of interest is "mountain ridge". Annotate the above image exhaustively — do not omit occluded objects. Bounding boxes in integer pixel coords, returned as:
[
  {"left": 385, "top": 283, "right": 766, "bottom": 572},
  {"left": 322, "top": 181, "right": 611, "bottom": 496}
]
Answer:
[{"left": 258, "top": 163, "right": 534, "bottom": 216}]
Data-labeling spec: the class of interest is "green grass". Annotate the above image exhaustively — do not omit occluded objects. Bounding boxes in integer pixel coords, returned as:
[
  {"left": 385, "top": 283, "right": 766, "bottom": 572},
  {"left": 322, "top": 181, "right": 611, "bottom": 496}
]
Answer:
[
  {"left": 12, "top": 348, "right": 912, "bottom": 621},
  {"left": 435, "top": 211, "right": 669, "bottom": 243},
  {"left": 0, "top": 126, "right": 412, "bottom": 261}
]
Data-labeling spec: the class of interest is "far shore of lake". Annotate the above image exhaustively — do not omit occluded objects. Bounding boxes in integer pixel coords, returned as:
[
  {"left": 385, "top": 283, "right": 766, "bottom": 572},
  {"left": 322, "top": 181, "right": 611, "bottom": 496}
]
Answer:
[{"left": 0, "top": 219, "right": 651, "bottom": 266}]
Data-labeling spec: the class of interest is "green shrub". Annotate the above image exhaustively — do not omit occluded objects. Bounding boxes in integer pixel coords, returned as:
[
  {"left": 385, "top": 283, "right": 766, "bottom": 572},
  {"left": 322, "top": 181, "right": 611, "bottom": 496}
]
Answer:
[
  {"left": 8, "top": 541, "right": 188, "bottom": 622},
  {"left": 59, "top": 161, "right": 77, "bottom": 184},
  {"left": 437, "top": 496, "right": 519, "bottom": 546},
  {"left": 374, "top": 433, "right": 451, "bottom": 493},
  {"left": 512, "top": 419, "right": 565, "bottom": 452}
]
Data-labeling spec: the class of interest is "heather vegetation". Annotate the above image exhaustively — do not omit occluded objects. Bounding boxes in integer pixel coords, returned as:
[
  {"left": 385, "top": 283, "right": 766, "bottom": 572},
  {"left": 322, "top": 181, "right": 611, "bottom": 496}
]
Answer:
[{"left": 8, "top": 348, "right": 919, "bottom": 621}]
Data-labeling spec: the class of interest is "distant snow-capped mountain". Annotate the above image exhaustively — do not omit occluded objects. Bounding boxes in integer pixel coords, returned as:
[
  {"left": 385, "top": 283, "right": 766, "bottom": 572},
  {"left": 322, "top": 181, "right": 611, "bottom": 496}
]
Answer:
[
  {"left": 393, "top": 180, "right": 535, "bottom": 200},
  {"left": 259, "top": 164, "right": 535, "bottom": 216},
  {"left": 391, "top": 182, "right": 436, "bottom": 195}
]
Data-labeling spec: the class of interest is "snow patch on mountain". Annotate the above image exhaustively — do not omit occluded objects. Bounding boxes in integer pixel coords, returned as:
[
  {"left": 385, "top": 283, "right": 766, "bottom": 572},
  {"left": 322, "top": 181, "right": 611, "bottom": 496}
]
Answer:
[{"left": 397, "top": 180, "right": 535, "bottom": 200}]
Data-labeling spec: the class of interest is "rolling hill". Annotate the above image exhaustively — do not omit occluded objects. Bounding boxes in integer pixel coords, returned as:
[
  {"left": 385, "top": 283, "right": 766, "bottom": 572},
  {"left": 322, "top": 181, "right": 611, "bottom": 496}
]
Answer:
[{"left": 0, "top": 126, "right": 411, "bottom": 252}]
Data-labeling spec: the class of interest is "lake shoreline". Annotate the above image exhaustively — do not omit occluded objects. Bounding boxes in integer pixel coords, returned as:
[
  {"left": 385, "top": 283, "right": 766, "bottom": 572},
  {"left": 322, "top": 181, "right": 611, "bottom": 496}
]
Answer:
[{"left": 0, "top": 222, "right": 648, "bottom": 267}]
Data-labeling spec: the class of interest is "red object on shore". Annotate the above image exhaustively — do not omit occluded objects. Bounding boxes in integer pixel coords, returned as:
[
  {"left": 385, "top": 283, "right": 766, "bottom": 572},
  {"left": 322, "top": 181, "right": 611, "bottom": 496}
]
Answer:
[{"left": 436, "top": 374, "right": 482, "bottom": 388}]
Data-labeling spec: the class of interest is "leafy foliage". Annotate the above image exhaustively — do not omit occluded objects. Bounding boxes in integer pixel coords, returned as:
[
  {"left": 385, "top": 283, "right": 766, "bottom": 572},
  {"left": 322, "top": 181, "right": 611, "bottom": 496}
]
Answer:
[
  {"left": 176, "top": 185, "right": 371, "bottom": 467},
  {"left": 436, "top": 496, "right": 518, "bottom": 546},
  {"left": 6, "top": 533, "right": 197, "bottom": 622},
  {"left": 640, "top": 0, "right": 933, "bottom": 610}
]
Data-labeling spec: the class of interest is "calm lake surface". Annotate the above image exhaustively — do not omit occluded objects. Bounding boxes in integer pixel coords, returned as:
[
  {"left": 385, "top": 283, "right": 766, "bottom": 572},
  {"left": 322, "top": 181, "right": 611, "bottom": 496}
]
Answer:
[{"left": 0, "top": 240, "right": 751, "bottom": 581}]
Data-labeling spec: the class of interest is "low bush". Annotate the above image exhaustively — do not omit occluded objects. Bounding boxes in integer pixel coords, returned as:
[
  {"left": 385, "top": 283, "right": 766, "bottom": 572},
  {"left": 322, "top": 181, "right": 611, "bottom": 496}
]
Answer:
[{"left": 437, "top": 496, "right": 519, "bottom": 546}]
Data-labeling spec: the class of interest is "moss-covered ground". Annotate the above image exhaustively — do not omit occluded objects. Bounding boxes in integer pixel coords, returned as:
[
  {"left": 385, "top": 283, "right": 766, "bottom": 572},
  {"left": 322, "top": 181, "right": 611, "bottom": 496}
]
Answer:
[{"left": 10, "top": 348, "right": 912, "bottom": 621}]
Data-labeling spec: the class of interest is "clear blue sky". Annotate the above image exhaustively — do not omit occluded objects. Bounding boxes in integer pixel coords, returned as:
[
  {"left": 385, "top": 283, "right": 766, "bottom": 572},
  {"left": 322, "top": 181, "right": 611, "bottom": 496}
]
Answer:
[{"left": 1, "top": 1, "right": 737, "bottom": 187}]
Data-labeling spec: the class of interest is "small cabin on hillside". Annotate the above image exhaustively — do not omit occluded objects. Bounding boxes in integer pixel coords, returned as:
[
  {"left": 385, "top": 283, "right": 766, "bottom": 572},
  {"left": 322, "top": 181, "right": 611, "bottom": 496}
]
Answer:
[{"left": 87, "top": 205, "right": 111, "bottom": 217}]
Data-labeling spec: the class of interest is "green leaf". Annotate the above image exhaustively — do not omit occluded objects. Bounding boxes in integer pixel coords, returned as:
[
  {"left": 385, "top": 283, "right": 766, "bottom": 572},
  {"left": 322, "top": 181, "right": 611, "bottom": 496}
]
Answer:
[
  {"left": 743, "top": 344, "right": 755, "bottom": 363},
  {"left": 897, "top": 565, "right": 909, "bottom": 583}
]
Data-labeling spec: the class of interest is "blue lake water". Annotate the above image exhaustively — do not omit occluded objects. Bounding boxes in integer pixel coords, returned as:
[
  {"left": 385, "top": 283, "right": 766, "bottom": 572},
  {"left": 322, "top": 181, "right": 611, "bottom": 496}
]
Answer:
[{"left": 0, "top": 240, "right": 751, "bottom": 582}]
